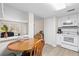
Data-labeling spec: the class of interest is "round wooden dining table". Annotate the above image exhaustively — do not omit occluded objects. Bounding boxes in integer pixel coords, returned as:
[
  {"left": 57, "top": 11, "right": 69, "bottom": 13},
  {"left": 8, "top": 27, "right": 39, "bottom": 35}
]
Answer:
[{"left": 7, "top": 39, "right": 38, "bottom": 52}]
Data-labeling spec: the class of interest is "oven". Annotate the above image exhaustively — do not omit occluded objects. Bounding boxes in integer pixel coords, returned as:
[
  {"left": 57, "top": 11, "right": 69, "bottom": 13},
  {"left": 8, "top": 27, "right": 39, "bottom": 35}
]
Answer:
[
  {"left": 59, "top": 26, "right": 78, "bottom": 51},
  {"left": 62, "top": 34, "right": 78, "bottom": 46}
]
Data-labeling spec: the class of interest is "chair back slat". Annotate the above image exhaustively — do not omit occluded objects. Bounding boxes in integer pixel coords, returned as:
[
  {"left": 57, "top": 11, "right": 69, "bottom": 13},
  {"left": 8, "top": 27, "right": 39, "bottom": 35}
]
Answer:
[{"left": 33, "top": 39, "right": 44, "bottom": 56}]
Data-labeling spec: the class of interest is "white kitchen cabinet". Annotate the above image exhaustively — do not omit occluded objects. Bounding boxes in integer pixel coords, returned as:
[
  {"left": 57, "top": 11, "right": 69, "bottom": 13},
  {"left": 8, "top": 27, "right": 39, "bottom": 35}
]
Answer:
[
  {"left": 56, "top": 34, "right": 63, "bottom": 45},
  {"left": 58, "top": 14, "right": 78, "bottom": 27},
  {"left": 61, "top": 43, "right": 78, "bottom": 51},
  {"left": 77, "top": 14, "right": 79, "bottom": 26},
  {"left": 58, "top": 18, "right": 62, "bottom": 27},
  {"left": 58, "top": 17, "right": 63, "bottom": 27},
  {"left": 0, "top": 40, "right": 16, "bottom": 56},
  {"left": 58, "top": 16, "right": 69, "bottom": 27},
  {"left": 61, "top": 16, "right": 67, "bottom": 26},
  {"left": 68, "top": 14, "right": 78, "bottom": 26}
]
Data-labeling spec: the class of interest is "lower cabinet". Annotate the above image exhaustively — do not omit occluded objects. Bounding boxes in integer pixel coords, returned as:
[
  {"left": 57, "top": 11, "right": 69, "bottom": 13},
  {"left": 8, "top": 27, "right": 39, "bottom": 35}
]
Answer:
[
  {"left": 61, "top": 43, "right": 78, "bottom": 52},
  {"left": 56, "top": 34, "right": 63, "bottom": 45},
  {"left": 0, "top": 40, "right": 16, "bottom": 56}
]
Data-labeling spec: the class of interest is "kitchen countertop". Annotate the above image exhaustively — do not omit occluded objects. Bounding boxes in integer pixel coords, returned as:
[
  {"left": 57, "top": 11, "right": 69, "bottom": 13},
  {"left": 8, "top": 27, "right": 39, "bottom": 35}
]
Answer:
[{"left": 0, "top": 35, "right": 29, "bottom": 42}]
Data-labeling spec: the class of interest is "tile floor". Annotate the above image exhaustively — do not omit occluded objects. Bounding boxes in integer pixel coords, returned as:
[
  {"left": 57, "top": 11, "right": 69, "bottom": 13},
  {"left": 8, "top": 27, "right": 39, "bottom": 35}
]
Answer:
[{"left": 42, "top": 44, "right": 79, "bottom": 56}]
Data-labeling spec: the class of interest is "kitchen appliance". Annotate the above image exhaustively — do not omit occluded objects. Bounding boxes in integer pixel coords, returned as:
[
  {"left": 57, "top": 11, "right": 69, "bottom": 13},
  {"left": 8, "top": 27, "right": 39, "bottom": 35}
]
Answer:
[
  {"left": 61, "top": 14, "right": 77, "bottom": 27},
  {"left": 59, "top": 27, "right": 79, "bottom": 51},
  {"left": 1, "top": 32, "right": 14, "bottom": 38},
  {"left": 57, "top": 29, "right": 62, "bottom": 34}
]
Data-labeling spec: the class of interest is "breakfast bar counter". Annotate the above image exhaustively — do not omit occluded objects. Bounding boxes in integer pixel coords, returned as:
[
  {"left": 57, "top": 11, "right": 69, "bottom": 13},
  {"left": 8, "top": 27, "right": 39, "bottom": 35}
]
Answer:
[{"left": 0, "top": 35, "right": 29, "bottom": 42}]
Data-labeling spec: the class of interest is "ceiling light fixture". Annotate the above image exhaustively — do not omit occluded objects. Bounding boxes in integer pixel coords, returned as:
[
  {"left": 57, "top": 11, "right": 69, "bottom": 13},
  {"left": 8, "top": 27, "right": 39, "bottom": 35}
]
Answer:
[{"left": 50, "top": 3, "right": 66, "bottom": 10}]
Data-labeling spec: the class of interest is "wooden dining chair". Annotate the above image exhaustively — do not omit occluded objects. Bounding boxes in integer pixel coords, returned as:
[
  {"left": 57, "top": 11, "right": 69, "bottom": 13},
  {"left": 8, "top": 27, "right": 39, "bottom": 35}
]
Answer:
[
  {"left": 33, "top": 31, "right": 45, "bottom": 45},
  {"left": 31, "top": 39, "right": 44, "bottom": 56},
  {"left": 34, "top": 31, "right": 44, "bottom": 40},
  {"left": 21, "top": 39, "right": 45, "bottom": 56}
]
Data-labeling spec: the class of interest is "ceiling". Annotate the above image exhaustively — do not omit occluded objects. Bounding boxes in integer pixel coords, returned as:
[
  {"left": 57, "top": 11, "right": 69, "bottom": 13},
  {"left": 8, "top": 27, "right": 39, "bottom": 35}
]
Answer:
[{"left": 4, "top": 3, "right": 79, "bottom": 18}]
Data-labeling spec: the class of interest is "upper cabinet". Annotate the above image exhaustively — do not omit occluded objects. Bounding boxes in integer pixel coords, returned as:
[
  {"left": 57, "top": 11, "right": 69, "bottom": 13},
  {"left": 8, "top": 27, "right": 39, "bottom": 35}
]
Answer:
[
  {"left": 77, "top": 14, "right": 79, "bottom": 26},
  {"left": 68, "top": 14, "right": 78, "bottom": 26},
  {"left": 58, "top": 14, "right": 78, "bottom": 27},
  {"left": 58, "top": 17, "right": 63, "bottom": 27},
  {"left": 0, "top": 4, "right": 3, "bottom": 18}
]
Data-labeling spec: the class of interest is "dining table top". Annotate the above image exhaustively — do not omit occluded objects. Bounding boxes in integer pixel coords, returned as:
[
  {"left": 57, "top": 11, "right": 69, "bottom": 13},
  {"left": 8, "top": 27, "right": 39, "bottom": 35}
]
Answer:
[{"left": 7, "top": 38, "right": 39, "bottom": 52}]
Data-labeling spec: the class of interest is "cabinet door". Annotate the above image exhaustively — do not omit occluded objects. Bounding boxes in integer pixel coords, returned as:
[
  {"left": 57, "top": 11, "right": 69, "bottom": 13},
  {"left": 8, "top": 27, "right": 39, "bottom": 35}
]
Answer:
[
  {"left": 62, "top": 16, "right": 68, "bottom": 26},
  {"left": 59, "top": 15, "right": 78, "bottom": 26},
  {"left": 77, "top": 14, "right": 79, "bottom": 26},
  {"left": 0, "top": 4, "right": 3, "bottom": 18},
  {"left": 0, "top": 40, "right": 16, "bottom": 56},
  {"left": 58, "top": 18, "right": 62, "bottom": 27},
  {"left": 58, "top": 17, "right": 65, "bottom": 27},
  {"left": 56, "top": 34, "right": 63, "bottom": 45},
  {"left": 69, "top": 14, "right": 78, "bottom": 26}
]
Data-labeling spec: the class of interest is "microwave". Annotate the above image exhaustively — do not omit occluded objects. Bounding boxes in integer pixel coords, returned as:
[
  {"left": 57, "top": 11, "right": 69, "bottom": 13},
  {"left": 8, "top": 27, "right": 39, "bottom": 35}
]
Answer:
[{"left": 62, "top": 20, "right": 77, "bottom": 26}]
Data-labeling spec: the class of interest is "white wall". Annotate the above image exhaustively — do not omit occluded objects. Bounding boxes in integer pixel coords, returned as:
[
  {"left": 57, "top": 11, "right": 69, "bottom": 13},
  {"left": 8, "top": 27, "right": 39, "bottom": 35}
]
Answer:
[
  {"left": 3, "top": 4, "right": 29, "bottom": 23},
  {"left": 34, "top": 15, "right": 44, "bottom": 34},
  {"left": 0, "top": 4, "right": 29, "bottom": 35},
  {"left": 44, "top": 17, "right": 57, "bottom": 47}
]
